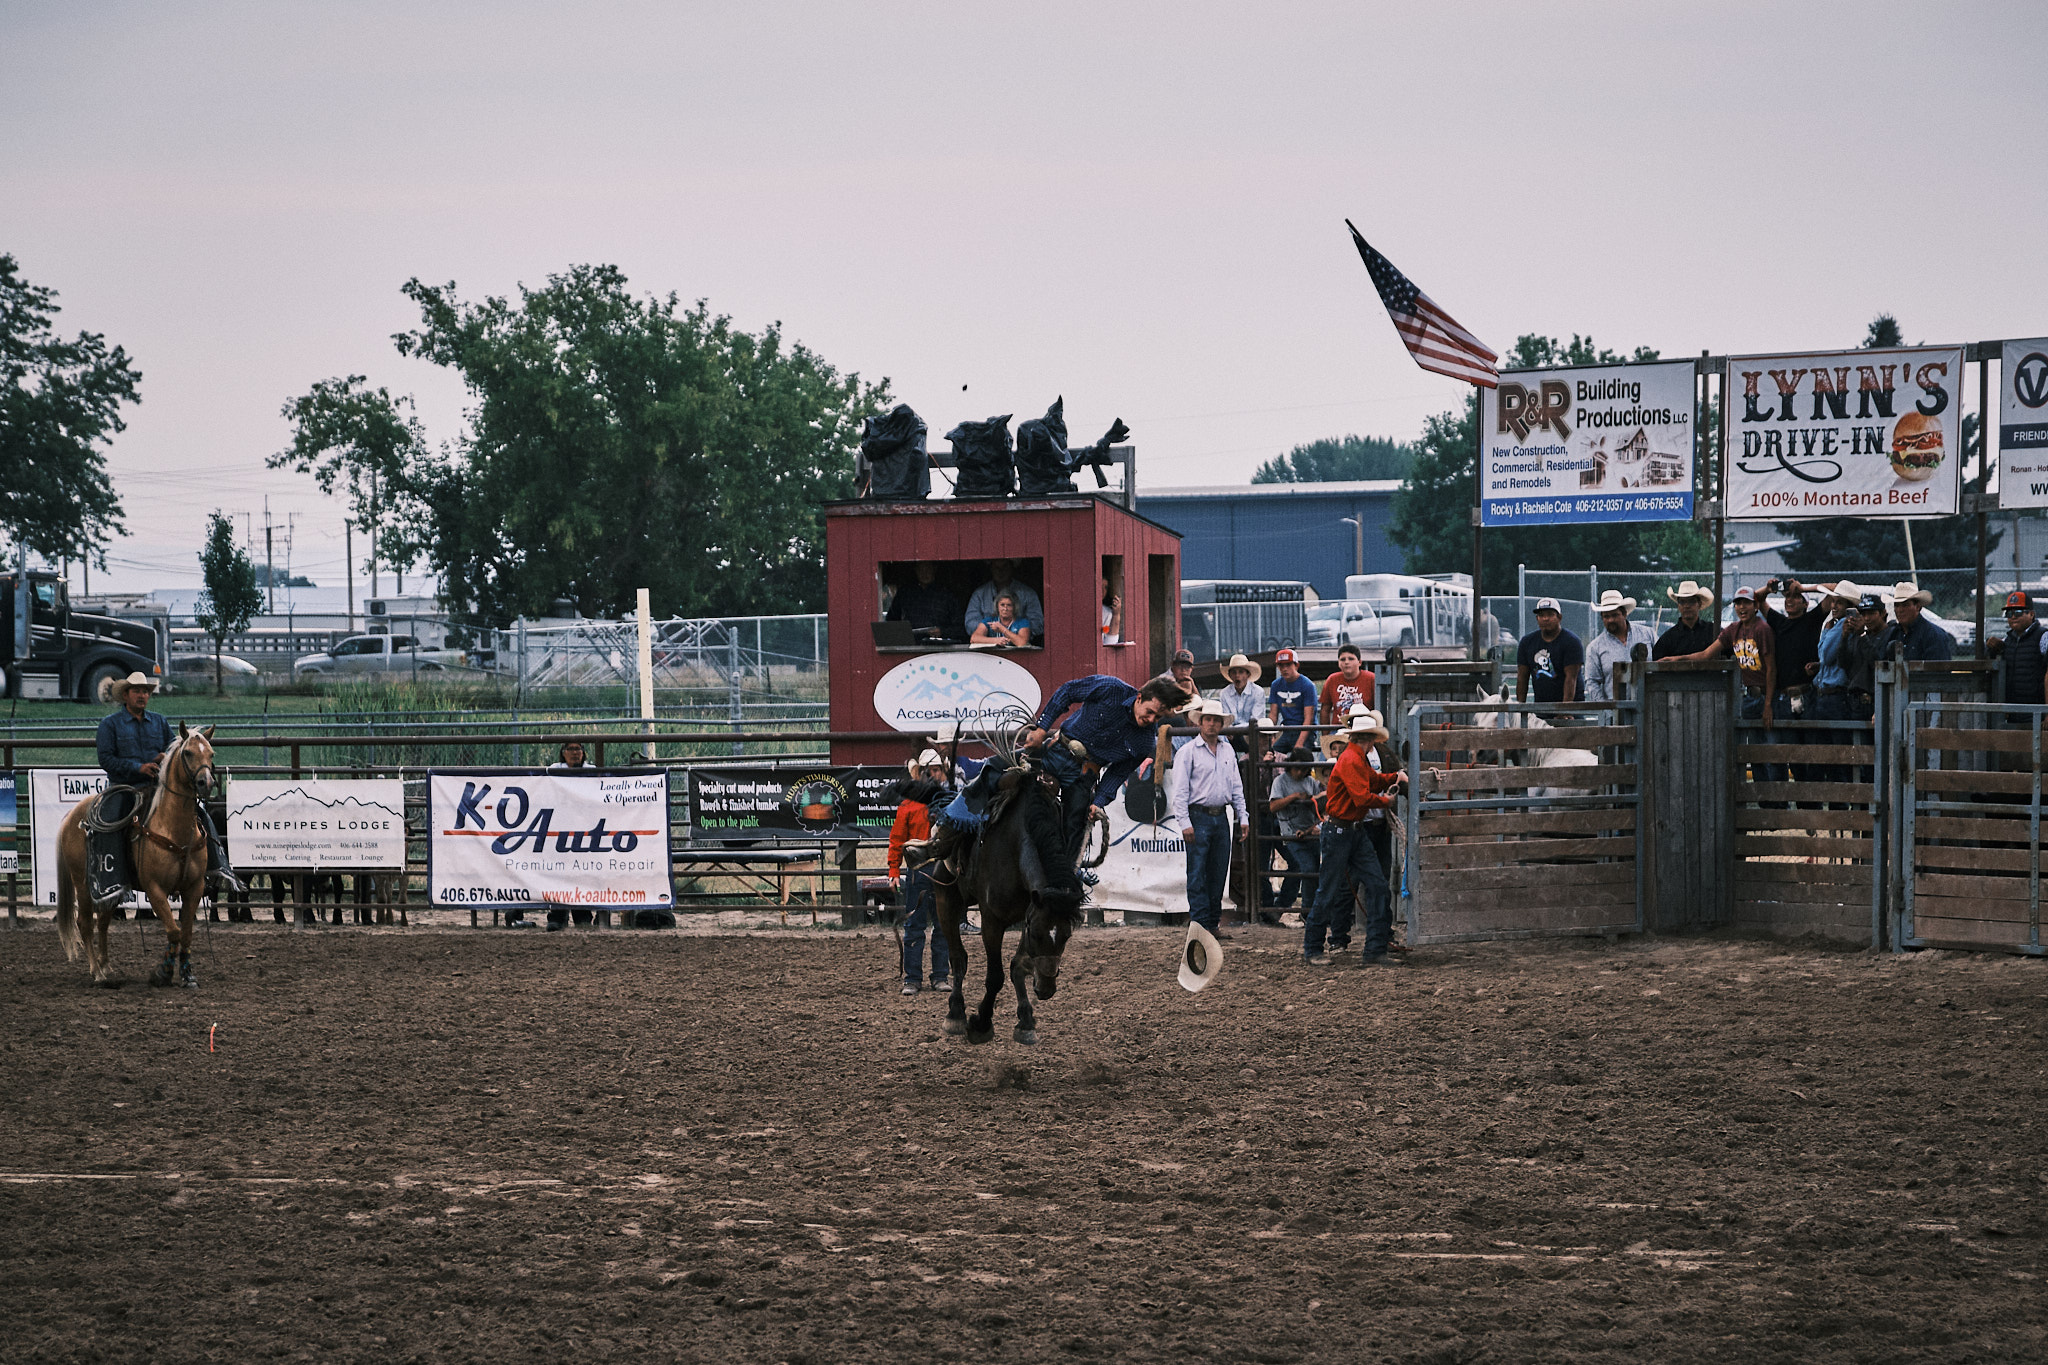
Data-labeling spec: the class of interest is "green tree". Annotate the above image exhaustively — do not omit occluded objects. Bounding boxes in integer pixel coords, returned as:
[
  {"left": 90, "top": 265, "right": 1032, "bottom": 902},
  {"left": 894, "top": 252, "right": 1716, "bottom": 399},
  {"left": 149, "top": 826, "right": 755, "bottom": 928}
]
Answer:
[
  {"left": 194, "top": 510, "right": 262, "bottom": 694},
  {"left": 0, "top": 254, "right": 137, "bottom": 564},
  {"left": 1386, "top": 334, "right": 1714, "bottom": 592},
  {"left": 1775, "top": 313, "right": 1997, "bottom": 572},
  {"left": 270, "top": 376, "right": 426, "bottom": 590},
  {"left": 277, "top": 265, "right": 887, "bottom": 623},
  {"left": 1252, "top": 434, "right": 1413, "bottom": 483}
]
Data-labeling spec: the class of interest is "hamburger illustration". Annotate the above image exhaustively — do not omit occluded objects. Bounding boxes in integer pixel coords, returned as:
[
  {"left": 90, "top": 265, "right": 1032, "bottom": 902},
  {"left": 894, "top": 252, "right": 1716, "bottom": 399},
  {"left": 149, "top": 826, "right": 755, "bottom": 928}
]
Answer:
[{"left": 1889, "top": 411, "right": 1945, "bottom": 482}]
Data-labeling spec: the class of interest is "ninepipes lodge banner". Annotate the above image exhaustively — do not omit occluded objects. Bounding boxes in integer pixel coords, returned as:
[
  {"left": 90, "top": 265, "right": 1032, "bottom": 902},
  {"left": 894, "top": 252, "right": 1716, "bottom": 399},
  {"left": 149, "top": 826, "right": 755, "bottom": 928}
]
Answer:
[
  {"left": 428, "top": 771, "right": 673, "bottom": 912},
  {"left": 1479, "top": 360, "right": 1697, "bottom": 526},
  {"left": 1725, "top": 346, "right": 1965, "bottom": 520}
]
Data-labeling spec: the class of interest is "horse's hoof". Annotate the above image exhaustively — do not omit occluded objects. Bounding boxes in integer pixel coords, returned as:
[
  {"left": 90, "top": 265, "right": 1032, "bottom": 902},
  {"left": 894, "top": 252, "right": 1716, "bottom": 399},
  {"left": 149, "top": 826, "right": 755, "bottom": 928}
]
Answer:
[
  {"left": 147, "top": 964, "right": 174, "bottom": 988},
  {"left": 178, "top": 964, "right": 199, "bottom": 990},
  {"left": 966, "top": 1027, "right": 994, "bottom": 1046},
  {"left": 942, "top": 1018, "right": 967, "bottom": 1036},
  {"left": 1013, "top": 1028, "right": 1038, "bottom": 1045},
  {"left": 95, "top": 976, "right": 124, "bottom": 990}
]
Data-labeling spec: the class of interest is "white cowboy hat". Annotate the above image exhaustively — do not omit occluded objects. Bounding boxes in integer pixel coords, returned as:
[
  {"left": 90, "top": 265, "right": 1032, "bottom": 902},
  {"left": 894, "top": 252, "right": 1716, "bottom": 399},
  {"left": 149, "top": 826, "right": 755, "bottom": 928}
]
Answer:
[
  {"left": 1177, "top": 919, "right": 1224, "bottom": 993},
  {"left": 1665, "top": 580, "right": 1715, "bottom": 607},
  {"left": 1195, "top": 697, "right": 1230, "bottom": 719},
  {"left": 1890, "top": 581, "right": 1934, "bottom": 606},
  {"left": 1594, "top": 589, "right": 1636, "bottom": 614},
  {"left": 1348, "top": 710, "right": 1390, "bottom": 742},
  {"left": 1224, "top": 652, "right": 1263, "bottom": 683},
  {"left": 1822, "top": 579, "right": 1861, "bottom": 605},
  {"left": 110, "top": 670, "right": 159, "bottom": 702},
  {"left": 907, "top": 748, "right": 944, "bottom": 775}
]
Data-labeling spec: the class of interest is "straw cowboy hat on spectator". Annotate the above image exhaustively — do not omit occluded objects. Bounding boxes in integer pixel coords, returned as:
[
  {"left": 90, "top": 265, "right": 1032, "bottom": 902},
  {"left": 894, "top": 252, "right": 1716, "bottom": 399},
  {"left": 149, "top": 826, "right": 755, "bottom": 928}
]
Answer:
[
  {"left": 1224, "top": 652, "right": 1263, "bottom": 683},
  {"left": 1195, "top": 697, "right": 1230, "bottom": 720},
  {"left": 111, "top": 671, "right": 159, "bottom": 702},
  {"left": 1594, "top": 589, "right": 1637, "bottom": 613},
  {"left": 1665, "top": 580, "right": 1714, "bottom": 607},
  {"left": 1320, "top": 727, "right": 1353, "bottom": 761},
  {"left": 1822, "top": 580, "right": 1862, "bottom": 606},
  {"left": 1890, "top": 581, "right": 1934, "bottom": 606}
]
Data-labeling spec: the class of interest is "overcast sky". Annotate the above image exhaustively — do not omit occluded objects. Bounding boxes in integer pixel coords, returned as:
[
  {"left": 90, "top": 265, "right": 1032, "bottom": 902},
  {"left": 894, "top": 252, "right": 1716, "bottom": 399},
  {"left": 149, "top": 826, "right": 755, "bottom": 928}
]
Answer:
[{"left": 6, "top": 1, "right": 2045, "bottom": 597}]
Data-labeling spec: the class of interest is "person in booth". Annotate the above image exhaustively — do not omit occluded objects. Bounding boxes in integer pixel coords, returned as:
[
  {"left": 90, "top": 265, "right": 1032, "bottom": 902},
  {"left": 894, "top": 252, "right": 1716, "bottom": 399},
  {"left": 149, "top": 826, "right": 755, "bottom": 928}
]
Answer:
[
  {"left": 887, "top": 562, "right": 961, "bottom": 642},
  {"left": 963, "top": 559, "right": 1045, "bottom": 643},
  {"left": 970, "top": 590, "right": 1034, "bottom": 647}
]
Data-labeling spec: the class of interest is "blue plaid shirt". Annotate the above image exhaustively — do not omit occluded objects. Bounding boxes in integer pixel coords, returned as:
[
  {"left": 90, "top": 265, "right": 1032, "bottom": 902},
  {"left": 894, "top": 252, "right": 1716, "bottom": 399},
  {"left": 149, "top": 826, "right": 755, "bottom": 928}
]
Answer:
[
  {"left": 1036, "top": 674, "right": 1154, "bottom": 807},
  {"left": 96, "top": 707, "right": 173, "bottom": 784}
]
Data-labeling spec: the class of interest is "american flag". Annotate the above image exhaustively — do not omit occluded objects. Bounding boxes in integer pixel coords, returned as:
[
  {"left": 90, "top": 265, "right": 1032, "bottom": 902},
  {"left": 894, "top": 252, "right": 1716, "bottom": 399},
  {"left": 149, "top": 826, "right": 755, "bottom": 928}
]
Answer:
[{"left": 1346, "top": 221, "right": 1498, "bottom": 389}]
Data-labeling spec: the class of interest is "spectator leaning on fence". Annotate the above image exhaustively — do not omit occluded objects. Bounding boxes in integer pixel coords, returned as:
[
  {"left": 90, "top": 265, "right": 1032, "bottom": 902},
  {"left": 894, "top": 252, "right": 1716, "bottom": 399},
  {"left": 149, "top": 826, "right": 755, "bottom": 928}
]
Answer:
[
  {"left": 1515, "top": 597, "right": 1582, "bottom": 706},
  {"left": 1814, "top": 582, "right": 1869, "bottom": 722},
  {"left": 1214, "top": 653, "right": 1267, "bottom": 725},
  {"left": 1582, "top": 590, "right": 1656, "bottom": 704},
  {"left": 1880, "top": 582, "right": 1955, "bottom": 662},
  {"left": 1318, "top": 644, "right": 1375, "bottom": 728},
  {"left": 1680, "top": 586, "right": 1777, "bottom": 728},
  {"left": 1652, "top": 581, "right": 1718, "bottom": 660},
  {"left": 1990, "top": 590, "right": 2048, "bottom": 707},
  {"left": 1760, "top": 578, "right": 1826, "bottom": 721},
  {"left": 1266, "top": 648, "right": 1317, "bottom": 757},
  {"left": 1166, "top": 698, "right": 1248, "bottom": 942},
  {"left": 1155, "top": 647, "right": 1197, "bottom": 694}
]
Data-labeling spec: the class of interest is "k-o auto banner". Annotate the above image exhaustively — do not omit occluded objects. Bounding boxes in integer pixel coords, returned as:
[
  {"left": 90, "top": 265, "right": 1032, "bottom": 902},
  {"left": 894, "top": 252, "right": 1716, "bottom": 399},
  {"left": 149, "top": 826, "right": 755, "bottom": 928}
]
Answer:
[
  {"left": 1997, "top": 339, "right": 2048, "bottom": 511},
  {"left": 1725, "top": 345, "right": 1964, "bottom": 520},
  {"left": 428, "top": 770, "right": 673, "bottom": 912},
  {"left": 1479, "top": 360, "right": 1697, "bottom": 526}
]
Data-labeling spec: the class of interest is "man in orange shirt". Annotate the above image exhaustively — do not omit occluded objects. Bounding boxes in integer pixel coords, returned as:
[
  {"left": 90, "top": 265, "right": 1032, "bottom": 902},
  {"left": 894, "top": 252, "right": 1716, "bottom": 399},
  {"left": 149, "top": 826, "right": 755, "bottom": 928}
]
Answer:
[
  {"left": 1303, "top": 711, "right": 1405, "bottom": 967},
  {"left": 888, "top": 750, "right": 951, "bottom": 996}
]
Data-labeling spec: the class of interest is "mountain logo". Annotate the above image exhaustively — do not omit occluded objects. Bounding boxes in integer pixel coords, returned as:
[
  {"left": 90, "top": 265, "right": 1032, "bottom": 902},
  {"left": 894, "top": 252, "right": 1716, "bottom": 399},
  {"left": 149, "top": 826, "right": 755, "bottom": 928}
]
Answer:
[{"left": 872, "top": 653, "right": 1043, "bottom": 732}]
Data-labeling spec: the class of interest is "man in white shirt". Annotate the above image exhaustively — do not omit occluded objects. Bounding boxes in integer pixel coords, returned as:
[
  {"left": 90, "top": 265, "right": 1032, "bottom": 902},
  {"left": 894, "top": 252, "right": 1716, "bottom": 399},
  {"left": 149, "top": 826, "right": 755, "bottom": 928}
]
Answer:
[
  {"left": 1167, "top": 699, "right": 1248, "bottom": 941},
  {"left": 1582, "top": 590, "right": 1656, "bottom": 704}
]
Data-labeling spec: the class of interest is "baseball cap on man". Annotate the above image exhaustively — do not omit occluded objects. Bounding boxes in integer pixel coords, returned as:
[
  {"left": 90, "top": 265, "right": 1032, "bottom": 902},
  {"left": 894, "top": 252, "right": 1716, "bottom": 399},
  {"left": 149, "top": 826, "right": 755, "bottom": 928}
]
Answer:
[
  {"left": 1732, "top": 586, "right": 1757, "bottom": 602},
  {"left": 2006, "top": 590, "right": 2035, "bottom": 615},
  {"left": 1171, "top": 648, "right": 1195, "bottom": 665},
  {"left": 1274, "top": 648, "right": 1298, "bottom": 665},
  {"left": 1533, "top": 597, "right": 1561, "bottom": 614},
  {"left": 1856, "top": 594, "right": 1886, "bottom": 613}
]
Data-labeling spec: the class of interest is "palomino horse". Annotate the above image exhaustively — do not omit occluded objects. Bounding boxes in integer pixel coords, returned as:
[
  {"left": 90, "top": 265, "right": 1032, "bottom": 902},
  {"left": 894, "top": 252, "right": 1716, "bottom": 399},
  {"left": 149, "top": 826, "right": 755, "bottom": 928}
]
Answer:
[
  {"left": 931, "top": 752, "right": 1084, "bottom": 1046},
  {"left": 55, "top": 725, "right": 217, "bottom": 988}
]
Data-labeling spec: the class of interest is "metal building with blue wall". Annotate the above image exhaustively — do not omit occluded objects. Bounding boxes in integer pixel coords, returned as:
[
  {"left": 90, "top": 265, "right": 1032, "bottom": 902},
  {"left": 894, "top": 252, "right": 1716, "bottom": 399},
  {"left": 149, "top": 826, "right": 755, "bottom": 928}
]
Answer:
[{"left": 1134, "top": 480, "right": 1405, "bottom": 601}]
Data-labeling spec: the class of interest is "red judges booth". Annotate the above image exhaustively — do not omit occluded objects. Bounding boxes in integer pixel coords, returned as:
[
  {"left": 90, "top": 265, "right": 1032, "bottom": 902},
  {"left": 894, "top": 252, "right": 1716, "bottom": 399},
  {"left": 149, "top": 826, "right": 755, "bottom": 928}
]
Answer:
[{"left": 826, "top": 495, "right": 1182, "bottom": 767}]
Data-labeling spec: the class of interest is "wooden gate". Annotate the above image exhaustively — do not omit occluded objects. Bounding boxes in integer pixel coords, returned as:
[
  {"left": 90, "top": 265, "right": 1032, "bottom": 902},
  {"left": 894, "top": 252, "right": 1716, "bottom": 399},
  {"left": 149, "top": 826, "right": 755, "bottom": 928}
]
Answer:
[
  {"left": 1898, "top": 700, "right": 2046, "bottom": 955},
  {"left": 1402, "top": 699, "right": 1642, "bottom": 945}
]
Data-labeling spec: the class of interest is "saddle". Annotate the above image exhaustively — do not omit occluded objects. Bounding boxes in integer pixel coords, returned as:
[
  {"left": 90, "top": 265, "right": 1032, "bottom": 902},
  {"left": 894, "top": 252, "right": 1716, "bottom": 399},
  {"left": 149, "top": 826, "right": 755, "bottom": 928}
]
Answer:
[{"left": 86, "top": 784, "right": 205, "bottom": 908}]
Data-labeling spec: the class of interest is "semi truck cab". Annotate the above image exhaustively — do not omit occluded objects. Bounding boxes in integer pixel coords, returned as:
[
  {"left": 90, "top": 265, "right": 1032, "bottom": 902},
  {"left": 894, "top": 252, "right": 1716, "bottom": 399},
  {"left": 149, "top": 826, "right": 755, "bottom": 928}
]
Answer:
[{"left": 1, "top": 571, "right": 168, "bottom": 701}]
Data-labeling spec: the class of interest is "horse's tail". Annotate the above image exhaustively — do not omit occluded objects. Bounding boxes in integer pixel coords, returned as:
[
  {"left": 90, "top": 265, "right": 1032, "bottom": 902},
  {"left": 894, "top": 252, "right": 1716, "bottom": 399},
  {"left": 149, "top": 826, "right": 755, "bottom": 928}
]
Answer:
[{"left": 55, "top": 802, "right": 85, "bottom": 963}]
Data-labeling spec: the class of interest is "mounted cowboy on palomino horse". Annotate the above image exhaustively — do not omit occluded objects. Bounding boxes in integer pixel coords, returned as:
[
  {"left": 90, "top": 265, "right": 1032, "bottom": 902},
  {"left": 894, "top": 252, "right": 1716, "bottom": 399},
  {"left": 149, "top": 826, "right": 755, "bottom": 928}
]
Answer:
[{"left": 53, "top": 671, "right": 242, "bottom": 988}]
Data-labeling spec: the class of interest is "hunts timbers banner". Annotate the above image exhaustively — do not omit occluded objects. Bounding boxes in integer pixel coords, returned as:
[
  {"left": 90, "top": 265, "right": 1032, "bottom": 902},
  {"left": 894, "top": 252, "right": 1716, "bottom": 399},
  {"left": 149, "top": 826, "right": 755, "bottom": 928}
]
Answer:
[
  {"left": 1725, "top": 346, "right": 1964, "bottom": 520},
  {"left": 689, "top": 766, "right": 900, "bottom": 837},
  {"left": 30, "top": 770, "right": 142, "bottom": 908},
  {"left": 428, "top": 770, "right": 673, "bottom": 912},
  {"left": 224, "top": 778, "right": 407, "bottom": 870},
  {"left": 1998, "top": 339, "right": 2048, "bottom": 511},
  {"left": 1478, "top": 360, "right": 1696, "bottom": 526}
]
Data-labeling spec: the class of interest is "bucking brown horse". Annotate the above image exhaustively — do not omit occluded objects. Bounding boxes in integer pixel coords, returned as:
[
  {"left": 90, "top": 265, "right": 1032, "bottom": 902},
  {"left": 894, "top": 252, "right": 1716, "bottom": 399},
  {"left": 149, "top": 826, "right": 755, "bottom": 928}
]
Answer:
[{"left": 55, "top": 724, "right": 217, "bottom": 988}]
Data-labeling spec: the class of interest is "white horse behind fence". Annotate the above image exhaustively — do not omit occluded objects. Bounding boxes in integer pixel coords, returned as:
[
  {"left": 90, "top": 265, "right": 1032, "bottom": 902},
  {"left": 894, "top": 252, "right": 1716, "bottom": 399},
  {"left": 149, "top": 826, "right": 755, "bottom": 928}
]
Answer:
[{"left": 1469, "top": 688, "right": 1600, "bottom": 798}]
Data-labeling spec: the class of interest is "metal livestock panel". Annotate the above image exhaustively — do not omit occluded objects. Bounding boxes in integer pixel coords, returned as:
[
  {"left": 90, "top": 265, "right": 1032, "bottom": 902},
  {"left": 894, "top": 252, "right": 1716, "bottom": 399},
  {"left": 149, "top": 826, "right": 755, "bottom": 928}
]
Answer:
[
  {"left": 1898, "top": 700, "right": 2045, "bottom": 956},
  {"left": 1403, "top": 698, "right": 1642, "bottom": 945}
]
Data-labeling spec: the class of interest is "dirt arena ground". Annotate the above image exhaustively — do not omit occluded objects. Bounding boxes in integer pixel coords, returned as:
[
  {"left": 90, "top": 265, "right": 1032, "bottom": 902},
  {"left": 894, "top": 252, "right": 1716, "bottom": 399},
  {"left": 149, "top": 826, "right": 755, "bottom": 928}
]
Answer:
[{"left": 4, "top": 920, "right": 2046, "bottom": 1363}]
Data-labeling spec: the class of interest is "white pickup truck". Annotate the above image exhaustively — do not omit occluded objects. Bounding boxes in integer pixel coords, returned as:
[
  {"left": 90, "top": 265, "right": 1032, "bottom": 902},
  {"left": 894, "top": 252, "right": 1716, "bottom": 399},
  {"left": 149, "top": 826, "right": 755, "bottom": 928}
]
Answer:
[{"left": 294, "top": 634, "right": 465, "bottom": 678}]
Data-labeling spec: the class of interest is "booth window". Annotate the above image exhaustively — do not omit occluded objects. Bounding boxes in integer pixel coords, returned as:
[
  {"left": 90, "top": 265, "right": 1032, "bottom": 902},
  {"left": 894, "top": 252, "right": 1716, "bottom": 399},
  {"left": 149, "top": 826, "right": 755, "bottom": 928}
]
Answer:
[
  {"left": 1100, "top": 555, "right": 1125, "bottom": 645},
  {"left": 874, "top": 558, "right": 1045, "bottom": 652}
]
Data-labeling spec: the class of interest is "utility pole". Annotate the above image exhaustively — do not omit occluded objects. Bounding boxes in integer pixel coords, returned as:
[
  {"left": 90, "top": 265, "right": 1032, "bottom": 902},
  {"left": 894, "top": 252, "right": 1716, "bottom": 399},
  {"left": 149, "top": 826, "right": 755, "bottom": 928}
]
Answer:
[
  {"left": 285, "top": 512, "right": 300, "bottom": 624},
  {"left": 369, "top": 470, "right": 380, "bottom": 599},
  {"left": 264, "top": 496, "right": 275, "bottom": 614},
  {"left": 345, "top": 518, "right": 355, "bottom": 631}
]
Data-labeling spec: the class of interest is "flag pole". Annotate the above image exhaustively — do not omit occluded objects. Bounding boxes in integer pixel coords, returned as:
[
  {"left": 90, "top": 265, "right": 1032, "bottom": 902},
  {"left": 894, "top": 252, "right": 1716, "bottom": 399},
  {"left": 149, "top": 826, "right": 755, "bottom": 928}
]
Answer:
[{"left": 1470, "top": 396, "right": 1484, "bottom": 662}]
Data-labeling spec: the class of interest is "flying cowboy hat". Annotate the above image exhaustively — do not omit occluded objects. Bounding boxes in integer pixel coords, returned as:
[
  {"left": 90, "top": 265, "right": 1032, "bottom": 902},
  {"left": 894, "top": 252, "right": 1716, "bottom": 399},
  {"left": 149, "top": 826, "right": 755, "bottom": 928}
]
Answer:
[
  {"left": 1224, "top": 652, "right": 1263, "bottom": 684},
  {"left": 109, "top": 670, "right": 159, "bottom": 703},
  {"left": 1177, "top": 918, "right": 1224, "bottom": 993},
  {"left": 1665, "top": 579, "right": 1715, "bottom": 607},
  {"left": 1889, "top": 581, "right": 1934, "bottom": 606},
  {"left": 1594, "top": 589, "right": 1637, "bottom": 613}
]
